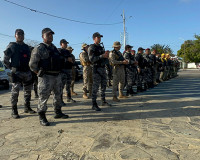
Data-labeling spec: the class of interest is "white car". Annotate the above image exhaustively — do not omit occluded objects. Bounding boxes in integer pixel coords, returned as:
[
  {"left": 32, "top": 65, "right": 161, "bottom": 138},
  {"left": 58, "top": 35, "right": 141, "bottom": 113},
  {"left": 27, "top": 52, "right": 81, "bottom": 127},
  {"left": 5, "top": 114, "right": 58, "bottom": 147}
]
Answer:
[{"left": 0, "top": 61, "right": 10, "bottom": 90}]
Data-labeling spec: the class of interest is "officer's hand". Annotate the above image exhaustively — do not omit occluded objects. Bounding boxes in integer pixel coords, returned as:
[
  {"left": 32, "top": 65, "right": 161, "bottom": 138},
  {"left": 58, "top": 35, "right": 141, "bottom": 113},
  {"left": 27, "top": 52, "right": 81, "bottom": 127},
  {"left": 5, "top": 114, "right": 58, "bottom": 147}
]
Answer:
[
  {"left": 68, "top": 57, "right": 73, "bottom": 63},
  {"left": 123, "top": 60, "right": 129, "bottom": 64},
  {"left": 138, "top": 68, "right": 141, "bottom": 73},
  {"left": 102, "top": 53, "right": 109, "bottom": 58},
  {"left": 134, "top": 61, "right": 138, "bottom": 66}
]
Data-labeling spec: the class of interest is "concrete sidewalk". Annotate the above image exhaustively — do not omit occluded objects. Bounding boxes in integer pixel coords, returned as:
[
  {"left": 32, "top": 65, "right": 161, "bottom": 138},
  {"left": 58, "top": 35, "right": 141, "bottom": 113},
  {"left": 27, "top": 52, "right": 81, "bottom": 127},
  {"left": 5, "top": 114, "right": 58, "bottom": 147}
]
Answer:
[{"left": 0, "top": 70, "right": 200, "bottom": 160}]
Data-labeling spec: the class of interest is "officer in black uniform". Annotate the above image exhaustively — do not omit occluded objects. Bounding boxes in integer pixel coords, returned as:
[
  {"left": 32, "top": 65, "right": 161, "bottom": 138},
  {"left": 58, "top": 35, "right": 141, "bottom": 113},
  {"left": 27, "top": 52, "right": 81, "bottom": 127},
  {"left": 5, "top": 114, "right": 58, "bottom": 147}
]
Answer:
[
  {"left": 135, "top": 47, "right": 146, "bottom": 92},
  {"left": 88, "top": 32, "right": 111, "bottom": 111},
  {"left": 4, "top": 29, "right": 36, "bottom": 119},
  {"left": 29, "top": 28, "right": 68, "bottom": 126},
  {"left": 58, "top": 39, "right": 76, "bottom": 105}
]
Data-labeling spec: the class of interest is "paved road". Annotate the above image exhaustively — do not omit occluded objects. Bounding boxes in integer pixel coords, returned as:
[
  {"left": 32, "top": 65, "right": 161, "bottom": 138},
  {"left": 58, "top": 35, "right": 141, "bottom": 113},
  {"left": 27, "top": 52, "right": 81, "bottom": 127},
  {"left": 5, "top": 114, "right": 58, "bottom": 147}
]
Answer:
[{"left": 0, "top": 70, "right": 200, "bottom": 160}]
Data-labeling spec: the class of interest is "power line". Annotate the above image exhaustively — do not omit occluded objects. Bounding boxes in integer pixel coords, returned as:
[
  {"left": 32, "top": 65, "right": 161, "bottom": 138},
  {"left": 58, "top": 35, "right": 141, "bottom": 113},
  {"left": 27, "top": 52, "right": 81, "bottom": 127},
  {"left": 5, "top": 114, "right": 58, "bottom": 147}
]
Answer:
[{"left": 3, "top": 0, "right": 123, "bottom": 26}]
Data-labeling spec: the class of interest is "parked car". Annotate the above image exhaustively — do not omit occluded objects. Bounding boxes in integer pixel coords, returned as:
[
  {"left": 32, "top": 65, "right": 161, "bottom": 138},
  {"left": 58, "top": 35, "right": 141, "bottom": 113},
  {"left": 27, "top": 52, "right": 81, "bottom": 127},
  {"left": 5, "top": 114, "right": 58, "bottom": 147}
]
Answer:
[
  {"left": 75, "top": 59, "right": 83, "bottom": 81},
  {"left": 0, "top": 61, "right": 10, "bottom": 90}
]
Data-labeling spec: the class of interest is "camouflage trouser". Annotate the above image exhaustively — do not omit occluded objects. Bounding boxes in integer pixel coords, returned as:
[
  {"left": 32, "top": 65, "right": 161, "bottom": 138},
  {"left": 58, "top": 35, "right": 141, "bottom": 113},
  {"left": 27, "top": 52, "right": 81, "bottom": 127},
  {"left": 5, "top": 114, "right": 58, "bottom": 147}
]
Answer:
[
  {"left": 70, "top": 67, "right": 76, "bottom": 92},
  {"left": 137, "top": 69, "right": 144, "bottom": 88},
  {"left": 37, "top": 74, "right": 62, "bottom": 113},
  {"left": 152, "top": 66, "right": 157, "bottom": 83},
  {"left": 112, "top": 65, "right": 125, "bottom": 96},
  {"left": 126, "top": 68, "right": 137, "bottom": 90},
  {"left": 144, "top": 68, "right": 153, "bottom": 83},
  {"left": 11, "top": 71, "right": 32, "bottom": 106},
  {"left": 83, "top": 66, "right": 93, "bottom": 93},
  {"left": 92, "top": 67, "right": 107, "bottom": 103},
  {"left": 61, "top": 70, "right": 72, "bottom": 99}
]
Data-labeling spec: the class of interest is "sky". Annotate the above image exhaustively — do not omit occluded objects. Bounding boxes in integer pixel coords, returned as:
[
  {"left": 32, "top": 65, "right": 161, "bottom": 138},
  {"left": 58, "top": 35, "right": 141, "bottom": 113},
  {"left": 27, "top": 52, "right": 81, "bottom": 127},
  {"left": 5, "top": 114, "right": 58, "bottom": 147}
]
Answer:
[{"left": 0, "top": 0, "right": 200, "bottom": 60}]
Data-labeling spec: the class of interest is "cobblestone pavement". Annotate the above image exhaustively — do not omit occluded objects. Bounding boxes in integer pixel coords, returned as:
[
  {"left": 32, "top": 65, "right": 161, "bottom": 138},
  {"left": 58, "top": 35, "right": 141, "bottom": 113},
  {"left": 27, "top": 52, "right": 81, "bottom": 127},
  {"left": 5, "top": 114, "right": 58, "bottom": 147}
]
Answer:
[{"left": 0, "top": 70, "right": 200, "bottom": 160}]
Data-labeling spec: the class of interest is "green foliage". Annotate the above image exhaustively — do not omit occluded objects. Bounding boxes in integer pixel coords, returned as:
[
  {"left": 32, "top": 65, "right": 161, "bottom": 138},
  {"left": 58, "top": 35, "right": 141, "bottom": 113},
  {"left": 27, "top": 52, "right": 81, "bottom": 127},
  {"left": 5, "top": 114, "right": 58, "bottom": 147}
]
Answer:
[
  {"left": 177, "top": 35, "right": 200, "bottom": 63},
  {"left": 150, "top": 44, "right": 174, "bottom": 56}
]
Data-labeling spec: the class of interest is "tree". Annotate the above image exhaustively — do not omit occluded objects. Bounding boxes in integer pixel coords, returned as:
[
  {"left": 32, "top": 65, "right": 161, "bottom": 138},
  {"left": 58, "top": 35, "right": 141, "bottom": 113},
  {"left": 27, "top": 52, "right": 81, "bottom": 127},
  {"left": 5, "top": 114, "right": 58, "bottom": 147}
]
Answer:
[
  {"left": 177, "top": 35, "right": 200, "bottom": 63},
  {"left": 150, "top": 44, "right": 174, "bottom": 56}
]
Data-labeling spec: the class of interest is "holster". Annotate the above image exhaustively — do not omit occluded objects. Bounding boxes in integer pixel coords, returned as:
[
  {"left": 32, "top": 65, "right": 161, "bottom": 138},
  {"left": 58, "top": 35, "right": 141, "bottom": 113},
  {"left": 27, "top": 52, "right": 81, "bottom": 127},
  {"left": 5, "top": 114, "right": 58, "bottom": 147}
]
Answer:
[{"left": 10, "top": 72, "right": 21, "bottom": 83}]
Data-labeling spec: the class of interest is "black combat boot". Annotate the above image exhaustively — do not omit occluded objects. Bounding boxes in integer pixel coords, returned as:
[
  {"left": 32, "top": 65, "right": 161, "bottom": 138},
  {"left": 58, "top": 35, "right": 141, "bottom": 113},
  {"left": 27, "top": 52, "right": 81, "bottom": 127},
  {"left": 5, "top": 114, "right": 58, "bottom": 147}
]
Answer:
[
  {"left": 129, "top": 88, "right": 136, "bottom": 96},
  {"left": 38, "top": 112, "right": 50, "bottom": 126},
  {"left": 54, "top": 109, "right": 69, "bottom": 119},
  {"left": 24, "top": 102, "right": 36, "bottom": 114},
  {"left": 126, "top": 88, "right": 130, "bottom": 96},
  {"left": 137, "top": 86, "right": 143, "bottom": 92},
  {"left": 92, "top": 102, "right": 101, "bottom": 111},
  {"left": 11, "top": 105, "right": 20, "bottom": 119},
  {"left": 101, "top": 99, "right": 112, "bottom": 107}
]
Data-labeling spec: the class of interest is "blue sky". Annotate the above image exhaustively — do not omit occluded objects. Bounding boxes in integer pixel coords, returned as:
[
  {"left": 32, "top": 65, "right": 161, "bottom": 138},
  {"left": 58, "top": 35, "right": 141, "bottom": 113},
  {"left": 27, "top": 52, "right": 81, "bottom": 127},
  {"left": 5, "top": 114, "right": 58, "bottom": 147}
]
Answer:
[{"left": 0, "top": 0, "right": 199, "bottom": 59}]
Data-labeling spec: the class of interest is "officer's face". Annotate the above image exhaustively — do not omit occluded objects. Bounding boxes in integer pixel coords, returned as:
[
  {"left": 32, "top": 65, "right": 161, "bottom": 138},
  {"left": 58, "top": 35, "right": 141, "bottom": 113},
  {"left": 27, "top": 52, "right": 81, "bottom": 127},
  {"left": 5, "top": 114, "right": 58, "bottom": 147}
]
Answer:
[
  {"left": 131, "top": 51, "right": 135, "bottom": 55},
  {"left": 61, "top": 42, "right": 68, "bottom": 49},
  {"left": 115, "top": 46, "right": 121, "bottom": 51},
  {"left": 43, "top": 32, "right": 53, "bottom": 44},
  {"left": 94, "top": 37, "right": 101, "bottom": 44},
  {"left": 145, "top": 50, "right": 150, "bottom": 54},
  {"left": 15, "top": 32, "right": 24, "bottom": 42}
]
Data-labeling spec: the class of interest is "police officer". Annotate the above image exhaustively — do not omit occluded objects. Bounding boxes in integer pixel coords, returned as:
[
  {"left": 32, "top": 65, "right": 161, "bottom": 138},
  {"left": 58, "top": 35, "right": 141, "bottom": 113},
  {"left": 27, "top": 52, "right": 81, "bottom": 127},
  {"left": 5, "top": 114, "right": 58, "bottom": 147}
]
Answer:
[
  {"left": 156, "top": 53, "right": 162, "bottom": 83},
  {"left": 88, "top": 32, "right": 111, "bottom": 111},
  {"left": 29, "top": 28, "right": 68, "bottom": 126},
  {"left": 123, "top": 45, "right": 138, "bottom": 96},
  {"left": 143, "top": 48, "right": 154, "bottom": 89},
  {"left": 160, "top": 53, "right": 167, "bottom": 81},
  {"left": 67, "top": 46, "right": 79, "bottom": 96},
  {"left": 109, "top": 41, "right": 128, "bottom": 102},
  {"left": 4, "top": 29, "right": 36, "bottom": 119},
  {"left": 58, "top": 39, "right": 76, "bottom": 104},
  {"left": 105, "top": 50, "right": 113, "bottom": 87},
  {"left": 135, "top": 47, "right": 146, "bottom": 92},
  {"left": 79, "top": 43, "right": 93, "bottom": 99},
  {"left": 149, "top": 49, "right": 158, "bottom": 86}
]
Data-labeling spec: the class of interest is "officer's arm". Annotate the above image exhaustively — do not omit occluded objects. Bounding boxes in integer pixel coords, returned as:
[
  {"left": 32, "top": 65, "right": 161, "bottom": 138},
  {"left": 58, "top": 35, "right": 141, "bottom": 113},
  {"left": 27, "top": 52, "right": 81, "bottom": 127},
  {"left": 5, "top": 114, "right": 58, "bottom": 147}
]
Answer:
[
  {"left": 29, "top": 46, "right": 41, "bottom": 74},
  {"left": 88, "top": 46, "right": 103, "bottom": 63},
  {"left": 80, "top": 52, "right": 89, "bottom": 62},
  {"left": 3, "top": 44, "right": 13, "bottom": 69},
  {"left": 109, "top": 52, "right": 123, "bottom": 65}
]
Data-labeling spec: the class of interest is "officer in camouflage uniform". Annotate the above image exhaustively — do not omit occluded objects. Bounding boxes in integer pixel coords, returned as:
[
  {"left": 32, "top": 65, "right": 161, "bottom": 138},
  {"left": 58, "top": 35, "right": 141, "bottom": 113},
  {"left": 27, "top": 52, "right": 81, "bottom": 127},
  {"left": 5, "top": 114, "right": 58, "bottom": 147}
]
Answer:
[
  {"left": 109, "top": 41, "right": 128, "bottom": 102},
  {"left": 4, "top": 29, "right": 36, "bottom": 119},
  {"left": 143, "top": 48, "right": 154, "bottom": 89},
  {"left": 149, "top": 49, "right": 158, "bottom": 86},
  {"left": 135, "top": 47, "right": 146, "bottom": 92},
  {"left": 156, "top": 53, "right": 162, "bottom": 83},
  {"left": 105, "top": 50, "right": 113, "bottom": 87},
  {"left": 29, "top": 28, "right": 68, "bottom": 126},
  {"left": 123, "top": 45, "right": 138, "bottom": 96},
  {"left": 58, "top": 39, "right": 76, "bottom": 104},
  {"left": 67, "top": 46, "right": 79, "bottom": 96},
  {"left": 88, "top": 32, "right": 111, "bottom": 111},
  {"left": 79, "top": 43, "right": 93, "bottom": 99}
]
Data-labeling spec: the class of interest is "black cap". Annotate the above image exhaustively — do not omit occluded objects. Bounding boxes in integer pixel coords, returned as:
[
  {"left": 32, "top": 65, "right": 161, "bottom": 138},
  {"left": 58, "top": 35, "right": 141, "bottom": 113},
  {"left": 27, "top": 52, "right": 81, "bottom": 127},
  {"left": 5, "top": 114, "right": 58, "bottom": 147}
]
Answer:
[
  {"left": 42, "top": 28, "right": 54, "bottom": 35},
  {"left": 93, "top": 32, "right": 103, "bottom": 38},
  {"left": 138, "top": 47, "right": 145, "bottom": 51},
  {"left": 60, "top": 39, "right": 69, "bottom": 44},
  {"left": 125, "top": 45, "right": 133, "bottom": 50},
  {"left": 15, "top": 29, "right": 24, "bottom": 35}
]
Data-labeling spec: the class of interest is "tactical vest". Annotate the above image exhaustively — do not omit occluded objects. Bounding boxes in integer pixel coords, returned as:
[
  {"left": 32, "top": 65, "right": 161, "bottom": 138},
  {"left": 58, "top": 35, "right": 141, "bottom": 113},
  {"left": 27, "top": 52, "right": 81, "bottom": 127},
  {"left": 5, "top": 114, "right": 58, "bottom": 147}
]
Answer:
[
  {"left": 58, "top": 48, "right": 73, "bottom": 70},
  {"left": 79, "top": 51, "right": 91, "bottom": 66},
  {"left": 89, "top": 44, "right": 105, "bottom": 67},
  {"left": 8, "top": 42, "right": 31, "bottom": 72},
  {"left": 38, "top": 43, "right": 61, "bottom": 72},
  {"left": 110, "top": 50, "right": 125, "bottom": 66}
]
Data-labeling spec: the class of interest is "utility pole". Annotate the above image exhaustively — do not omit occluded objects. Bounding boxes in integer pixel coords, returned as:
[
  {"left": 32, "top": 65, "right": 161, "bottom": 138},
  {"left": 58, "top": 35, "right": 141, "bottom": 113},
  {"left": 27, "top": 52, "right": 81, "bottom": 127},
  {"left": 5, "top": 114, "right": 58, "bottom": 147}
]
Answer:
[{"left": 122, "top": 9, "right": 126, "bottom": 50}]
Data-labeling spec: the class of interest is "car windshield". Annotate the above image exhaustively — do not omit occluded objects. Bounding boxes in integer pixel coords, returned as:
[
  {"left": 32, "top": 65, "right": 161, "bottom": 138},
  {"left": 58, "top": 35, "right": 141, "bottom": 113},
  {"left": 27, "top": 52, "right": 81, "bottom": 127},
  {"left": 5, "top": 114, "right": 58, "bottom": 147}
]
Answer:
[{"left": 76, "top": 61, "right": 81, "bottom": 65}]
